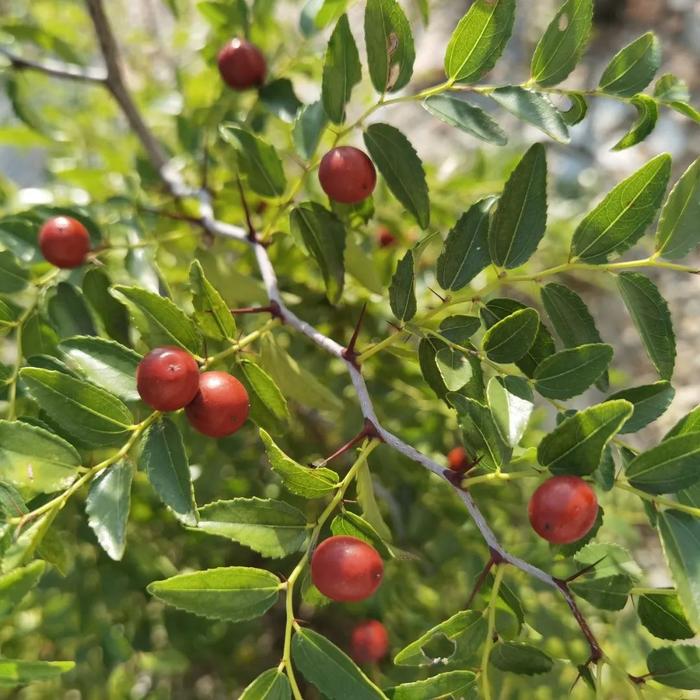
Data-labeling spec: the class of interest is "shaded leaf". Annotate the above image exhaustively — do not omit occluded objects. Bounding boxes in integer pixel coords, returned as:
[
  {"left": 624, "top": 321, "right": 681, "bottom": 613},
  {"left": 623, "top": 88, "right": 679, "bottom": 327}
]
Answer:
[
  {"left": 612, "top": 94, "right": 658, "bottom": 151},
  {"left": 189, "top": 260, "right": 236, "bottom": 340},
  {"left": 423, "top": 95, "right": 507, "bottom": 145},
  {"left": 0, "top": 560, "right": 45, "bottom": 618},
  {"left": 293, "top": 101, "right": 328, "bottom": 160},
  {"left": 626, "top": 433, "right": 700, "bottom": 494},
  {"left": 322, "top": 14, "right": 362, "bottom": 124},
  {"left": 385, "top": 671, "right": 476, "bottom": 699},
  {"left": 647, "top": 645, "right": 700, "bottom": 690},
  {"left": 82, "top": 268, "right": 130, "bottom": 345},
  {"left": 533, "top": 343, "right": 613, "bottom": 399},
  {"left": 490, "top": 87, "right": 569, "bottom": 143},
  {"left": 638, "top": 591, "right": 694, "bottom": 641},
  {"left": 608, "top": 381, "right": 674, "bottom": 434},
  {"left": 240, "top": 669, "right": 291, "bottom": 700},
  {"left": 389, "top": 250, "right": 416, "bottom": 322},
  {"left": 0, "top": 250, "right": 28, "bottom": 294},
  {"left": 482, "top": 308, "right": 539, "bottom": 364},
  {"left": 489, "top": 642, "right": 553, "bottom": 675}
]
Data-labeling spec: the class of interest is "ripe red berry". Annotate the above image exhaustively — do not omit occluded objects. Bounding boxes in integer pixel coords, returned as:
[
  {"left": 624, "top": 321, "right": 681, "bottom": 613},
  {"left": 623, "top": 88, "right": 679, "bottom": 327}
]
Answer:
[
  {"left": 136, "top": 346, "right": 200, "bottom": 412},
  {"left": 311, "top": 536, "right": 384, "bottom": 602},
  {"left": 185, "top": 371, "right": 250, "bottom": 438},
  {"left": 528, "top": 476, "right": 598, "bottom": 545},
  {"left": 350, "top": 620, "right": 389, "bottom": 664},
  {"left": 217, "top": 38, "right": 266, "bottom": 90},
  {"left": 38, "top": 216, "right": 90, "bottom": 269},
  {"left": 377, "top": 226, "right": 397, "bottom": 248},
  {"left": 318, "top": 147, "right": 377, "bottom": 204},
  {"left": 447, "top": 446, "right": 469, "bottom": 471}
]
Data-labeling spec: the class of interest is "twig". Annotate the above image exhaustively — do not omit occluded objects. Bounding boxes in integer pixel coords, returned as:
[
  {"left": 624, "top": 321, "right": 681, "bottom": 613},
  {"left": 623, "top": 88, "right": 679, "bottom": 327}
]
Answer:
[{"left": 0, "top": 46, "right": 107, "bottom": 83}]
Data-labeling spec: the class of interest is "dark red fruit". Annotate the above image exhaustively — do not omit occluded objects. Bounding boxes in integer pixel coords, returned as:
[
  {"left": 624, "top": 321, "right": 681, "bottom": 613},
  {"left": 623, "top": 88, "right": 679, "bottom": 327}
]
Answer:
[
  {"left": 447, "top": 446, "right": 469, "bottom": 471},
  {"left": 136, "top": 346, "right": 200, "bottom": 412},
  {"left": 377, "top": 227, "right": 397, "bottom": 248},
  {"left": 528, "top": 476, "right": 598, "bottom": 545},
  {"left": 185, "top": 371, "right": 250, "bottom": 438},
  {"left": 217, "top": 38, "right": 266, "bottom": 90},
  {"left": 318, "top": 147, "right": 377, "bottom": 204},
  {"left": 350, "top": 620, "right": 389, "bottom": 664},
  {"left": 38, "top": 216, "right": 90, "bottom": 269},
  {"left": 311, "top": 536, "right": 384, "bottom": 602}
]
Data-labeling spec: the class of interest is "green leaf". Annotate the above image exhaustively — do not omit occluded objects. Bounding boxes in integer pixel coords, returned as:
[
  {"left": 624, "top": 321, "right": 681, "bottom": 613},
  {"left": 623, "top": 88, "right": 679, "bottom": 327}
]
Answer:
[
  {"left": 608, "top": 381, "right": 674, "bottom": 434},
  {"left": 322, "top": 14, "right": 362, "bottom": 124},
  {"left": 112, "top": 285, "right": 202, "bottom": 355},
  {"left": 422, "top": 95, "right": 507, "bottom": 145},
  {"left": 363, "top": 123, "right": 429, "bottom": 228},
  {"left": 530, "top": 0, "right": 593, "bottom": 87},
  {"left": 599, "top": 32, "right": 661, "bottom": 97},
  {"left": 140, "top": 418, "right": 195, "bottom": 525},
  {"left": 86, "top": 461, "right": 133, "bottom": 561},
  {"left": 82, "top": 268, "right": 130, "bottom": 345},
  {"left": 482, "top": 308, "right": 540, "bottom": 364},
  {"left": 435, "top": 347, "right": 473, "bottom": 392},
  {"left": 1, "top": 510, "right": 56, "bottom": 572},
  {"left": 0, "top": 419, "right": 81, "bottom": 497},
  {"left": 293, "top": 630, "right": 387, "bottom": 699},
  {"left": 0, "top": 660, "right": 74, "bottom": 687},
  {"left": 147, "top": 566, "right": 280, "bottom": 622},
  {"left": 259, "top": 79, "right": 302, "bottom": 122},
  {"left": 240, "top": 669, "right": 291, "bottom": 700},
  {"left": 561, "top": 91, "right": 588, "bottom": 125},
  {"left": 293, "top": 101, "right": 328, "bottom": 160},
  {"left": 489, "top": 642, "right": 553, "bottom": 675},
  {"left": 439, "top": 315, "right": 481, "bottom": 344},
  {"left": 655, "top": 156, "right": 700, "bottom": 260},
  {"left": 20, "top": 313, "right": 59, "bottom": 357},
  {"left": 393, "top": 610, "right": 486, "bottom": 667},
  {"left": 0, "top": 482, "right": 27, "bottom": 520},
  {"left": 58, "top": 336, "right": 141, "bottom": 402},
  {"left": 487, "top": 376, "right": 534, "bottom": 447},
  {"left": 533, "top": 343, "right": 613, "bottom": 399},
  {"left": 488, "top": 143, "right": 548, "bottom": 268},
  {"left": 330, "top": 511, "right": 391, "bottom": 559},
  {"left": 655, "top": 74, "right": 690, "bottom": 102},
  {"left": 389, "top": 250, "right": 416, "bottom": 322},
  {"left": 666, "top": 406, "right": 700, "bottom": 441},
  {"left": 617, "top": 272, "right": 675, "bottom": 380},
  {"left": 300, "top": 0, "right": 349, "bottom": 34},
  {"left": 189, "top": 260, "right": 236, "bottom": 340},
  {"left": 219, "top": 125, "right": 287, "bottom": 197},
  {"left": 638, "top": 591, "right": 694, "bottom": 640},
  {"left": 490, "top": 87, "right": 569, "bottom": 143},
  {"left": 0, "top": 250, "right": 28, "bottom": 294},
  {"left": 196, "top": 497, "right": 307, "bottom": 559},
  {"left": 19, "top": 368, "right": 133, "bottom": 448},
  {"left": 46, "top": 283, "right": 96, "bottom": 338},
  {"left": 0, "top": 560, "right": 45, "bottom": 618},
  {"left": 259, "top": 429, "right": 339, "bottom": 498},
  {"left": 571, "top": 153, "right": 671, "bottom": 262},
  {"left": 239, "top": 359, "right": 290, "bottom": 435},
  {"left": 626, "top": 433, "right": 700, "bottom": 494},
  {"left": 364, "top": 0, "right": 415, "bottom": 93},
  {"left": 356, "top": 461, "right": 393, "bottom": 542},
  {"left": 538, "top": 400, "right": 632, "bottom": 476},
  {"left": 437, "top": 197, "right": 496, "bottom": 290},
  {"left": 612, "top": 94, "right": 658, "bottom": 151},
  {"left": 647, "top": 646, "right": 700, "bottom": 690},
  {"left": 444, "top": 0, "right": 516, "bottom": 83},
  {"left": 290, "top": 203, "right": 346, "bottom": 303},
  {"left": 385, "top": 671, "right": 476, "bottom": 699},
  {"left": 571, "top": 573, "right": 633, "bottom": 611}
]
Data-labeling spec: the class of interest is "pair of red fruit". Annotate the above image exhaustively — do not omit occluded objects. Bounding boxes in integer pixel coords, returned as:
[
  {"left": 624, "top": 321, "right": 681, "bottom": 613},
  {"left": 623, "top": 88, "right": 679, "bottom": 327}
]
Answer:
[{"left": 137, "top": 347, "right": 249, "bottom": 438}]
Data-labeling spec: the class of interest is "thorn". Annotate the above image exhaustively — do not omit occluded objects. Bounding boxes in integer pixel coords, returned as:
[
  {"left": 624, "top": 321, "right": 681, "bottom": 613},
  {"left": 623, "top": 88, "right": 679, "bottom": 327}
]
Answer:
[
  {"left": 428, "top": 287, "right": 446, "bottom": 303},
  {"left": 564, "top": 555, "right": 607, "bottom": 583},
  {"left": 314, "top": 423, "right": 372, "bottom": 467},
  {"left": 229, "top": 305, "right": 277, "bottom": 316},
  {"left": 342, "top": 303, "right": 367, "bottom": 367}
]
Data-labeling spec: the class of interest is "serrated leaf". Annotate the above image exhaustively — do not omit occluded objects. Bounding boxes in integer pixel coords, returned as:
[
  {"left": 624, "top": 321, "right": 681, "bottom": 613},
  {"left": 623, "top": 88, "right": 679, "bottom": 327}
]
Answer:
[
  {"left": 533, "top": 343, "right": 613, "bottom": 399},
  {"left": 423, "top": 95, "right": 507, "bottom": 145},
  {"left": 435, "top": 347, "right": 473, "bottom": 392},
  {"left": 139, "top": 418, "right": 196, "bottom": 526},
  {"left": 538, "top": 400, "right": 632, "bottom": 476},
  {"left": 240, "top": 668, "right": 291, "bottom": 700},
  {"left": 147, "top": 567, "right": 280, "bottom": 622},
  {"left": 489, "top": 642, "right": 553, "bottom": 675},
  {"left": 571, "top": 573, "right": 632, "bottom": 611},
  {"left": 0, "top": 660, "right": 74, "bottom": 687},
  {"left": 437, "top": 197, "right": 495, "bottom": 290},
  {"left": 21, "top": 313, "right": 59, "bottom": 357},
  {"left": 86, "top": 461, "right": 132, "bottom": 561},
  {"left": 385, "top": 671, "right": 476, "bottom": 699},
  {"left": 482, "top": 308, "right": 539, "bottom": 363},
  {"left": 389, "top": 250, "right": 417, "bottom": 322},
  {"left": 487, "top": 376, "right": 534, "bottom": 447},
  {"left": 608, "top": 381, "right": 674, "bottom": 434},
  {"left": 626, "top": 433, "right": 700, "bottom": 494},
  {"left": 531, "top": 0, "right": 593, "bottom": 87},
  {"left": 490, "top": 87, "right": 569, "bottom": 143},
  {"left": 655, "top": 156, "right": 700, "bottom": 260},
  {"left": 364, "top": 123, "right": 429, "bottom": 228},
  {"left": 259, "top": 429, "right": 339, "bottom": 498},
  {"left": 571, "top": 154, "right": 671, "bottom": 262},
  {"left": 293, "top": 101, "right": 328, "bottom": 160},
  {"left": 0, "top": 250, "right": 28, "bottom": 294},
  {"left": 638, "top": 591, "right": 694, "bottom": 640},
  {"left": 290, "top": 202, "right": 346, "bottom": 303},
  {"left": 561, "top": 91, "right": 588, "bottom": 125},
  {"left": 444, "top": 0, "right": 516, "bottom": 83},
  {"left": 322, "top": 14, "right": 362, "bottom": 124},
  {"left": 330, "top": 511, "right": 391, "bottom": 559},
  {"left": 239, "top": 359, "right": 289, "bottom": 435},
  {"left": 189, "top": 260, "right": 236, "bottom": 340},
  {"left": 647, "top": 645, "right": 700, "bottom": 690},
  {"left": 617, "top": 272, "right": 675, "bottom": 380},
  {"left": 47, "top": 282, "right": 96, "bottom": 338},
  {"left": 112, "top": 285, "right": 202, "bottom": 355},
  {"left": 292, "top": 628, "right": 386, "bottom": 699},
  {"left": 197, "top": 497, "right": 306, "bottom": 558},
  {"left": 0, "top": 560, "right": 45, "bottom": 618},
  {"left": 19, "top": 368, "right": 133, "bottom": 448},
  {"left": 599, "top": 32, "right": 661, "bottom": 97},
  {"left": 488, "top": 143, "right": 548, "bottom": 268},
  {"left": 612, "top": 94, "right": 658, "bottom": 151},
  {"left": 82, "top": 268, "right": 130, "bottom": 345}
]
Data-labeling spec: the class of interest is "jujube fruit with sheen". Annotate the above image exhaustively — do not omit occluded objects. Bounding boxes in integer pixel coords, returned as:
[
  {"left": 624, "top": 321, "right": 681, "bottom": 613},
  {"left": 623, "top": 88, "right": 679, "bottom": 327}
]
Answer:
[
  {"left": 136, "top": 346, "right": 200, "bottom": 412},
  {"left": 38, "top": 216, "right": 91, "bottom": 269},
  {"left": 311, "top": 535, "right": 383, "bottom": 602},
  {"left": 185, "top": 371, "right": 250, "bottom": 438},
  {"left": 528, "top": 475, "right": 598, "bottom": 544},
  {"left": 350, "top": 620, "right": 389, "bottom": 664},
  {"left": 217, "top": 38, "right": 266, "bottom": 90},
  {"left": 318, "top": 147, "right": 377, "bottom": 204}
]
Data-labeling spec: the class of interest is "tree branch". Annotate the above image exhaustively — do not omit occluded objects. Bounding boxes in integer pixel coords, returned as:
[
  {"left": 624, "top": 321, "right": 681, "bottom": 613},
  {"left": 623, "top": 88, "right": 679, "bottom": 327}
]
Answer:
[{"left": 0, "top": 46, "right": 107, "bottom": 83}]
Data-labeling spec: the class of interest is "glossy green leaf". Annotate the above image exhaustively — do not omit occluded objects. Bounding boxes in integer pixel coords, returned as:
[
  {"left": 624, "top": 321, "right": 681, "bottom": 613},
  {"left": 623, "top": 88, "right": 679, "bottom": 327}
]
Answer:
[
  {"left": 364, "top": 123, "right": 429, "bottom": 228},
  {"left": 490, "top": 87, "right": 569, "bottom": 143},
  {"left": 240, "top": 668, "right": 291, "bottom": 700},
  {"left": 293, "top": 101, "right": 328, "bottom": 160},
  {"left": 389, "top": 250, "right": 416, "bottom": 322},
  {"left": 82, "top": 268, "right": 130, "bottom": 345},
  {"left": 647, "top": 645, "right": 700, "bottom": 690},
  {"left": 322, "top": 14, "right": 361, "bottom": 124},
  {"left": 638, "top": 591, "right": 694, "bottom": 640},
  {"left": 626, "top": 433, "right": 700, "bottom": 494},
  {"left": 482, "top": 308, "right": 539, "bottom": 363},
  {"left": 487, "top": 376, "right": 534, "bottom": 447},
  {"left": 0, "top": 560, "right": 45, "bottom": 618},
  {"left": 0, "top": 250, "right": 28, "bottom": 294},
  {"left": 385, "top": 671, "right": 476, "bottom": 699},
  {"left": 147, "top": 567, "right": 280, "bottom": 622},
  {"left": 617, "top": 272, "right": 675, "bottom": 380},
  {"left": 488, "top": 143, "right": 548, "bottom": 268},
  {"left": 561, "top": 91, "right": 588, "bottom": 125},
  {"left": 531, "top": 0, "right": 593, "bottom": 87},
  {"left": 533, "top": 343, "right": 613, "bottom": 399},
  {"left": 599, "top": 32, "right": 661, "bottom": 97},
  {"left": 0, "top": 660, "right": 74, "bottom": 687},
  {"left": 571, "top": 154, "right": 671, "bottom": 262},
  {"left": 439, "top": 315, "right": 481, "bottom": 344},
  {"left": 444, "top": 0, "right": 516, "bottom": 83},
  {"left": 612, "top": 94, "right": 658, "bottom": 151},
  {"left": 196, "top": 497, "right": 306, "bottom": 558},
  {"left": 608, "top": 382, "right": 674, "bottom": 434},
  {"left": 423, "top": 95, "right": 507, "bottom": 145},
  {"left": 489, "top": 642, "right": 553, "bottom": 675},
  {"left": 435, "top": 347, "right": 473, "bottom": 392},
  {"left": 189, "top": 260, "right": 236, "bottom": 340},
  {"left": 239, "top": 359, "right": 290, "bottom": 435},
  {"left": 571, "top": 573, "right": 633, "bottom": 611},
  {"left": 292, "top": 628, "right": 386, "bottom": 699}
]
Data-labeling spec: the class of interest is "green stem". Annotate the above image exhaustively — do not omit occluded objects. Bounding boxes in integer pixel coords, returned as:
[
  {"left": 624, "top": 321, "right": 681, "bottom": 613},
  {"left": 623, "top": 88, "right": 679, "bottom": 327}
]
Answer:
[
  {"left": 615, "top": 481, "right": 700, "bottom": 519},
  {"left": 461, "top": 470, "right": 540, "bottom": 489},
  {"left": 630, "top": 587, "right": 676, "bottom": 597},
  {"left": 203, "top": 318, "right": 280, "bottom": 369},
  {"left": 480, "top": 564, "right": 504, "bottom": 700}
]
